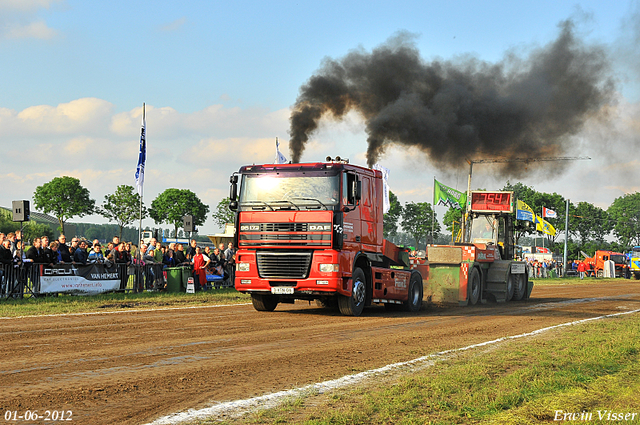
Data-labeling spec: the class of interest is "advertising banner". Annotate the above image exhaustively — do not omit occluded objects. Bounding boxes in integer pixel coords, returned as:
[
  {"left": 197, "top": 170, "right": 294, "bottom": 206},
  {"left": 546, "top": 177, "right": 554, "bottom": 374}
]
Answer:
[{"left": 40, "top": 263, "right": 121, "bottom": 294}]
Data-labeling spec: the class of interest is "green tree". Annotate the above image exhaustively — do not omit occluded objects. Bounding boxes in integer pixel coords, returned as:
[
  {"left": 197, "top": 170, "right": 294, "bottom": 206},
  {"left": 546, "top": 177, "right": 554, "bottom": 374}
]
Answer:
[
  {"left": 212, "top": 198, "right": 235, "bottom": 229},
  {"left": 100, "top": 185, "right": 148, "bottom": 240},
  {"left": 401, "top": 202, "right": 440, "bottom": 247},
  {"left": 33, "top": 176, "right": 95, "bottom": 235},
  {"left": 608, "top": 193, "right": 640, "bottom": 246},
  {"left": 571, "top": 201, "right": 611, "bottom": 245},
  {"left": 442, "top": 207, "right": 463, "bottom": 242},
  {"left": 383, "top": 191, "right": 403, "bottom": 238},
  {"left": 149, "top": 188, "right": 210, "bottom": 235}
]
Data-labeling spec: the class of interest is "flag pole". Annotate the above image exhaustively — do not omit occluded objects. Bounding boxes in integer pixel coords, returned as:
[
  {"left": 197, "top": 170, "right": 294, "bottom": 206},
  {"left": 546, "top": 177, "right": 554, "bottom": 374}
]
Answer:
[
  {"left": 135, "top": 102, "right": 146, "bottom": 291},
  {"left": 541, "top": 207, "right": 545, "bottom": 251},
  {"left": 563, "top": 198, "right": 569, "bottom": 277},
  {"left": 138, "top": 103, "right": 145, "bottom": 253}
]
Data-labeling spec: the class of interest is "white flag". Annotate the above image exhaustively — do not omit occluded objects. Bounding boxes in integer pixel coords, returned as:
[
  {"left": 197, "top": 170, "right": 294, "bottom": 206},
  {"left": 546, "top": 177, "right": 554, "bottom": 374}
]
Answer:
[
  {"left": 372, "top": 164, "right": 390, "bottom": 214},
  {"left": 134, "top": 104, "right": 146, "bottom": 196},
  {"left": 274, "top": 137, "right": 288, "bottom": 164},
  {"left": 543, "top": 207, "right": 557, "bottom": 218}
]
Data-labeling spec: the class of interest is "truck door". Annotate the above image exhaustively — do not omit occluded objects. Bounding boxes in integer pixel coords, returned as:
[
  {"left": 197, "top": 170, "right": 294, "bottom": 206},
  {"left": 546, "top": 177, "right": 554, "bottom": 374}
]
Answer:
[
  {"left": 359, "top": 175, "right": 378, "bottom": 250},
  {"left": 342, "top": 171, "right": 360, "bottom": 251}
]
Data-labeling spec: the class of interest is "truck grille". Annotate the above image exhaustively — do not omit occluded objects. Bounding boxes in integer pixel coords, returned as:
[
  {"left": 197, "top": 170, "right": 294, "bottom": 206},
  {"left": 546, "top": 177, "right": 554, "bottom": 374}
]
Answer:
[
  {"left": 262, "top": 223, "right": 308, "bottom": 232},
  {"left": 256, "top": 252, "right": 312, "bottom": 279}
]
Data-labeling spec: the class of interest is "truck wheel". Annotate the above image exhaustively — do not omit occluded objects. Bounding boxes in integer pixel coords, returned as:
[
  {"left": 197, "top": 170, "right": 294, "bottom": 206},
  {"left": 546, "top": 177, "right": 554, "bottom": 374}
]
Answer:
[
  {"left": 339, "top": 267, "right": 367, "bottom": 316},
  {"left": 404, "top": 273, "right": 423, "bottom": 312},
  {"left": 635, "top": 273, "right": 640, "bottom": 280},
  {"left": 468, "top": 267, "right": 480, "bottom": 305},
  {"left": 512, "top": 274, "right": 526, "bottom": 301},
  {"left": 596, "top": 270, "right": 603, "bottom": 278},
  {"left": 251, "top": 293, "right": 279, "bottom": 312},
  {"left": 505, "top": 273, "right": 515, "bottom": 302}
]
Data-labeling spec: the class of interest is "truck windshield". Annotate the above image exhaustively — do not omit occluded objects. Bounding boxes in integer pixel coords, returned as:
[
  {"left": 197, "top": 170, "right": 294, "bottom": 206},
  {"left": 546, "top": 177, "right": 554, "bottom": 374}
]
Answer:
[
  {"left": 239, "top": 174, "right": 340, "bottom": 210},
  {"left": 632, "top": 247, "right": 640, "bottom": 258},
  {"left": 611, "top": 255, "right": 626, "bottom": 264}
]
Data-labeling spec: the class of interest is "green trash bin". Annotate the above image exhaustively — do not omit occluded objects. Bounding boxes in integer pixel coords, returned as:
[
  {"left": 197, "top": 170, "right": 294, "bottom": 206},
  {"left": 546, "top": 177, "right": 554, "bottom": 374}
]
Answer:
[
  {"left": 165, "top": 267, "right": 183, "bottom": 292},
  {"left": 179, "top": 266, "right": 193, "bottom": 291}
]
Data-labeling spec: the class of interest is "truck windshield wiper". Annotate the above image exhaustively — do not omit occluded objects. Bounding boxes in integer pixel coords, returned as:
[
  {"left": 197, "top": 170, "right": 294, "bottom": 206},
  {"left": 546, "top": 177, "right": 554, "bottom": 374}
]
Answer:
[
  {"left": 239, "top": 200, "right": 274, "bottom": 211},
  {"left": 269, "top": 200, "right": 300, "bottom": 210},
  {"left": 290, "top": 197, "right": 328, "bottom": 210}
]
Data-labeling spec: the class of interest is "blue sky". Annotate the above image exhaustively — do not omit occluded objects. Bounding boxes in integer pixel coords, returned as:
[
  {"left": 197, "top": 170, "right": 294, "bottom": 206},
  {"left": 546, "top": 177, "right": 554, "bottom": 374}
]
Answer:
[{"left": 1, "top": 0, "right": 639, "bottom": 235}]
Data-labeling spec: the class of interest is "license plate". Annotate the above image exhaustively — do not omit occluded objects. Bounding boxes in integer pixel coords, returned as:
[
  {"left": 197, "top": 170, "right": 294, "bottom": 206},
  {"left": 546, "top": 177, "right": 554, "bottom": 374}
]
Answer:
[{"left": 271, "top": 287, "right": 294, "bottom": 294}]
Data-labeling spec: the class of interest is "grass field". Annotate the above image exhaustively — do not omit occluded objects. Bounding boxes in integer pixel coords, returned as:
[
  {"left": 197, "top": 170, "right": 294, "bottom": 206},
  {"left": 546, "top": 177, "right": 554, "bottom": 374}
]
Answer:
[
  {"left": 0, "top": 288, "right": 252, "bottom": 317},
  {"left": 208, "top": 312, "right": 640, "bottom": 425}
]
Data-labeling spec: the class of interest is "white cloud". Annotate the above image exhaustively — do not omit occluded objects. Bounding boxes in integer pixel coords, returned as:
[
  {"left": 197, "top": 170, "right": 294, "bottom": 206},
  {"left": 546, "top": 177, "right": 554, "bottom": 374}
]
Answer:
[
  {"left": 0, "top": 0, "right": 62, "bottom": 12},
  {"left": 159, "top": 17, "right": 186, "bottom": 32},
  {"left": 1, "top": 98, "right": 114, "bottom": 136},
  {"left": 2, "top": 20, "right": 57, "bottom": 39}
]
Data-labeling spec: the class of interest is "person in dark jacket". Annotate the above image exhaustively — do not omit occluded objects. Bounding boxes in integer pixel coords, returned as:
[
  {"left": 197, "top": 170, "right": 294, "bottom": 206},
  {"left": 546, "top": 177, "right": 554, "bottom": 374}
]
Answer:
[
  {"left": 57, "top": 235, "right": 72, "bottom": 263},
  {"left": 73, "top": 240, "right": 89, "bottom": 264},
  {"left": 26, "top": 238, "right": 45, "bottom": 263},
  {"left": 174, "top": 243, "right": 187, "bottom": 265},
  {"left": 44, "top": 242, "right": 60, "bottom": 266},
  {"left": 0, "top": 240, "right": 12, "bottom": 265}
]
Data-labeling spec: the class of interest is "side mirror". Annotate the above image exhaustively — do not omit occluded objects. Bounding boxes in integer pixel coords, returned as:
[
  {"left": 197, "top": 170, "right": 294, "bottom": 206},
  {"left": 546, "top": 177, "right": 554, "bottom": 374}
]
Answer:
[
  {"left": 229, "top": 201, "right": 238, "bottom": 211},
  {"left": 229, "top": 173, "right": 238, "bottom": 202},
  {"left": 230, "top": 183, "right": 237, "bottom": 202}
]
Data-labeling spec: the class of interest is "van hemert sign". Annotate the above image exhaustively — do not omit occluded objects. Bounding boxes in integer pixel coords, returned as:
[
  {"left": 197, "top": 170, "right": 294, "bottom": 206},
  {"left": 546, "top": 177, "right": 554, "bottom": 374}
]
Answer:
[{"left": 40, "top": 264, "right": 120, "bottom": 294}]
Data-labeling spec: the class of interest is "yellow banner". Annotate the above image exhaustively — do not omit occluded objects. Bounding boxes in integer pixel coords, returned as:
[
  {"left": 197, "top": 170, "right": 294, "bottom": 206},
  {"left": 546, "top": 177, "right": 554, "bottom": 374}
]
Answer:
[{"left": 535, "top": 214, "right": 556, "bottom": 236}]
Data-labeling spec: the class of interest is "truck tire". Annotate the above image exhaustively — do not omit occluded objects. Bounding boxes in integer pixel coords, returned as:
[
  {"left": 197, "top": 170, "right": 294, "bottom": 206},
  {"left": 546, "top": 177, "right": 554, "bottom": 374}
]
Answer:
[
  {"left": 597, "top": 270, "right": 603, "bottom": 278},
  {"left": 468, "top": 267, "right": 480, "bottom": 305},
  {"left": 512, "top": 274, "right": 526, "bottom": 301},
  {"left": 635, "top": 273, "right": 640, "bottom": 280},
  {"left": 339, "top": 267, "right": 367, "bottom": 316},
  {"left": 404, "top": 273, "right": 423, "bottom": 312},
  {"left": 251, "top": 293, "right": 279, "bottom": 312},
  {"left": 505, "top": 273, "right": 515, "bottom": 302}
]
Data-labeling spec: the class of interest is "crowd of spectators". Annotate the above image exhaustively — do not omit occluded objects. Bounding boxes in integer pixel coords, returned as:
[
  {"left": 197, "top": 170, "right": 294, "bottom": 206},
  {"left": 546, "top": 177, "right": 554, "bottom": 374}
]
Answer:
[
  {"left": 0, "top": 231, "right": 236, "bottom": 291},
  {"left": 525, "top": 258, "right": 563, "bottom": 279}
]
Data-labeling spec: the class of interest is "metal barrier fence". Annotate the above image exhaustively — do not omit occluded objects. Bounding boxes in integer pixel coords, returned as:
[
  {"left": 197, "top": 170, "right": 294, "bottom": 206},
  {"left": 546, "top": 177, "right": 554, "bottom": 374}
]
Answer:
[{"left": 0, "top": 262, "right": 176, "bottom": 299}]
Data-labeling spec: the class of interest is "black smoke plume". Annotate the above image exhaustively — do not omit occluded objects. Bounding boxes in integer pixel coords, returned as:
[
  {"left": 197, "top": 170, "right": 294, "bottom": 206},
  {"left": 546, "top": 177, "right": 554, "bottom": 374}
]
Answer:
[{"left": 289, "top": 21, "right": 615, "bottom": 174}]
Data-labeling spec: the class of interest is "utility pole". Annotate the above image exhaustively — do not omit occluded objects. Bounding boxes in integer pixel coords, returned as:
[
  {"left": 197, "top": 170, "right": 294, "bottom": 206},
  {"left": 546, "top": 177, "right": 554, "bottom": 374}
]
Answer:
[{"left": 563, "top": 198, "right": 570, "bottom": 277}]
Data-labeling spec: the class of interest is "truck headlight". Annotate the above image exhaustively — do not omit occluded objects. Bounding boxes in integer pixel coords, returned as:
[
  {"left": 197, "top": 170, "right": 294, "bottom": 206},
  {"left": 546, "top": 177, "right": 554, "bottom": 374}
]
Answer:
[
  {"left": 237, "top": 263, "right": 250, "bottom": 272},
  {"left": 319, "top": 264, "right": 339, "bottom": 273}
]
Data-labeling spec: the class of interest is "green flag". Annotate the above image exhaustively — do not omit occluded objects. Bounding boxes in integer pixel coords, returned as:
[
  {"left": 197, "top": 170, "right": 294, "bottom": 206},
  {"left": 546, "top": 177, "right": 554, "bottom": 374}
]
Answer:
[{"left": 434, "top": 179, "right": 466, "bottom": 210}]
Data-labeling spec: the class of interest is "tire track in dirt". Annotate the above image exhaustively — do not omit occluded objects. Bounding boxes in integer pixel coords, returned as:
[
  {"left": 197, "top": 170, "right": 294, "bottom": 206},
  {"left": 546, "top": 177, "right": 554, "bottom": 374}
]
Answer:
[{"left": 1, "top": 281, "right": 639, "bottom": 425}]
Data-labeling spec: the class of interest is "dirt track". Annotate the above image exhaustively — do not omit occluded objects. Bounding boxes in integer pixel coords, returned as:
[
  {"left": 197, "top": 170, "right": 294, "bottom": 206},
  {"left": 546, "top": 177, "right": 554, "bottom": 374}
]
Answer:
[{"left": 2, "top": 281, "right": 640, "bottom": 425}]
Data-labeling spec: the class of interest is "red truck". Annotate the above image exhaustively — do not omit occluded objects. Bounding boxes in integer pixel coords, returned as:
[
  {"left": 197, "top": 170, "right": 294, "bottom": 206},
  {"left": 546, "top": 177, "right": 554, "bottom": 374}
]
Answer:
[
  {"left": 229, "top": 160, "right": 531, "bottom": 315},
  {"left": 228, "top": 159, "right": 427, "bottom": 315}
]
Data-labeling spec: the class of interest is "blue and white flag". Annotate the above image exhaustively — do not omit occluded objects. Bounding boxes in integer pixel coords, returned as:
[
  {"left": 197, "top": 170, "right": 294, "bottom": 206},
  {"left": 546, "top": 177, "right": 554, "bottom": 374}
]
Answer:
[
  {"left": 542, "top": 207, "right": 557, "bottom": 218},
  {"left": 274, "top": 137, "right": 288, "bottom": 164},
  {"left": 134, "top": 104, "right": 146, "bottom": 196},
  {"left": 516, "top": 199, "right": 534, "bottom": 222}
]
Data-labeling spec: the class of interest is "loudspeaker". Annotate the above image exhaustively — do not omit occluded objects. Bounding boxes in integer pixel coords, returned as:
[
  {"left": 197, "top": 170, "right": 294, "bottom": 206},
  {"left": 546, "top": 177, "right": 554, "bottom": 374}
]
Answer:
[
  {"left": 183, "top": 215, "right": 194, "bottom": 232},
  {"left": 12, "top": 200, "right": 30, "bottom": 222}
]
